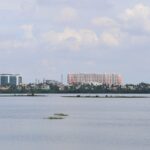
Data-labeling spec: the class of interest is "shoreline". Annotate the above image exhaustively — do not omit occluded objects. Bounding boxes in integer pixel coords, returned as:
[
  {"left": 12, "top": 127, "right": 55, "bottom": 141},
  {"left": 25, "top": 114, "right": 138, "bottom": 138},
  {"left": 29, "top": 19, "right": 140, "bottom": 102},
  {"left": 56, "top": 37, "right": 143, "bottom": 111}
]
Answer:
[
  {"left": 62, "top": 95, "right": 150, "bottom": 98},
  {"left": 0, "top": 94, "right": 149, "bottom": 98},
  {"left": 0, "top": 94, "right": 47, "bottom": 97}
]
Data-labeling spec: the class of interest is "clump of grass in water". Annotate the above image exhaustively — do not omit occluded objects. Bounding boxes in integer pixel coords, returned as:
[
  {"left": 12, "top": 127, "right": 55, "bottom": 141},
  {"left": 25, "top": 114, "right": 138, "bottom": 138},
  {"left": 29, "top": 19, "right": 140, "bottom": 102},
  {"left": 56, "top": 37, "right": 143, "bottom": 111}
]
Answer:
[
  {"left": 47, "top": 113, "right": 69, "bottom": 120},
  {"left": 54, "top": 113, "right": 69, "bottom": 117},
  {"left": 48, "top": 116, "right": 64, "bottom": 120}
]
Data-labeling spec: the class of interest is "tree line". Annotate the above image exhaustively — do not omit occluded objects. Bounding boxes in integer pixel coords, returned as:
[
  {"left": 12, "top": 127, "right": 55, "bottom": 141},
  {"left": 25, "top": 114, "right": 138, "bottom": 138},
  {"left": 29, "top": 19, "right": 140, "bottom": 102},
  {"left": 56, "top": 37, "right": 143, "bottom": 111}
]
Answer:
[{"left": 0, "top": 82, "right": 150, "bottom": 94}]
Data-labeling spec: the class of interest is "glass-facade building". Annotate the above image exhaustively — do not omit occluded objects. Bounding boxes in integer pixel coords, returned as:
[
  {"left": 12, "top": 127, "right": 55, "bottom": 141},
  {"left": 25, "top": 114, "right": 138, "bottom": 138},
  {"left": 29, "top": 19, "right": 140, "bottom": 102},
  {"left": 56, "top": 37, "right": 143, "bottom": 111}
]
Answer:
[
  {"left": 0, "top": 74, "right": 22, "bottom": 86},
  {"left": 9, "top": 76, "right": 17, "bottom": 86},
  {"left": 1, "top": 76, "right": 9, "bottom": 86}
]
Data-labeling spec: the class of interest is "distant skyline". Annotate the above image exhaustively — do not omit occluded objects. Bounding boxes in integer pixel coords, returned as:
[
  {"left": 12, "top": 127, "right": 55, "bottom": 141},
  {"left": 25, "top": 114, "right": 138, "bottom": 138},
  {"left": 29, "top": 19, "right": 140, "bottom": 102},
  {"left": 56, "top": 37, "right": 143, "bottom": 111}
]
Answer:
[{"left": 0, "top": 0, "right": 150, "bottom": 84}]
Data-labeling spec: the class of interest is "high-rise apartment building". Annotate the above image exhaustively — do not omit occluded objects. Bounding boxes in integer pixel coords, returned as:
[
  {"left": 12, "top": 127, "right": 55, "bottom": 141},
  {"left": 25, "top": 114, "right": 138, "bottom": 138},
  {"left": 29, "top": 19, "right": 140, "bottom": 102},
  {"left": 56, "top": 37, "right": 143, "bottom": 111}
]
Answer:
[
  {"left": 67, "top": 73, "right": 123, "bottom": 86},
  {"left": 0, "top": 74, "right": 22, "bottom": 86}
]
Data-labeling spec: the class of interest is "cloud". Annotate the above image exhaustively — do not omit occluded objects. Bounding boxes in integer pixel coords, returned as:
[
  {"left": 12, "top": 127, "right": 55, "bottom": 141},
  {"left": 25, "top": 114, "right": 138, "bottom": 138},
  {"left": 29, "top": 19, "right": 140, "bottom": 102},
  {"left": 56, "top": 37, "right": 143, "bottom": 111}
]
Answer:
[
  {"left": 42, "top": 28, "right": 99, "bottom": 50},
  {"left": 92, "top": 16, "right": 118, "bottom": 29},
  {"left": 0, "top": 0, "right": 20, "bottom": 11},
  {"left": 0, "top": 40, "right": 35, "bottom": 52},
  {"left": 20, "top": 0, "right": 37, "bottom": 12},
  {"left": 20, "top": 24, "right": 35, "bottom": 40},
  {"left": 100, "top": 32, "right": 120, "bottom": 46},
  {"left": 59, "top": 7, "right": 78, "bottom": 22},
  {"left": 84, "top": 60, "right": 96, "bottom": 66},
  {"left": 41, "top": 59, "right": 57, "bottom": 71},
  {"left": 0, "top": 23, "right": 37, "bottom": 52},
  {"left": 0, "top": 0, "right": 37, "bottom": 13},
  {"left": 122, "top": 3, "right": 150, "bottom": 32},
  {"left": 42, "top": 26, "right": 123, "bottom": 51},
  {"left": 36, "top": 0, "right": 116, "bottom": 11},
  {"left": 123, "top": 4, "right": 150, "bottom": 20}
]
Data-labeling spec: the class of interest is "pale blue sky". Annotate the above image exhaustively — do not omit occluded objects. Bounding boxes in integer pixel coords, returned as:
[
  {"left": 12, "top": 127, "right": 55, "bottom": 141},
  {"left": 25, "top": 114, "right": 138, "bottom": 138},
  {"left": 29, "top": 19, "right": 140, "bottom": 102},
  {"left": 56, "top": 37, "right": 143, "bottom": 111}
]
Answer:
[{"left": 0, "top": 0, "right": 150, "bottom": 84}]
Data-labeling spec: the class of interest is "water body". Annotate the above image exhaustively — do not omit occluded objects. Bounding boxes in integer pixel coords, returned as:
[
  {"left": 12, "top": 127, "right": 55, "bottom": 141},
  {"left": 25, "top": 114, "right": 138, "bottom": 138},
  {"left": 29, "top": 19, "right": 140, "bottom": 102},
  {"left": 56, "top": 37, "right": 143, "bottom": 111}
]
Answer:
[{"left": 0, "top": 94, "right": 150, "bottom": 150}]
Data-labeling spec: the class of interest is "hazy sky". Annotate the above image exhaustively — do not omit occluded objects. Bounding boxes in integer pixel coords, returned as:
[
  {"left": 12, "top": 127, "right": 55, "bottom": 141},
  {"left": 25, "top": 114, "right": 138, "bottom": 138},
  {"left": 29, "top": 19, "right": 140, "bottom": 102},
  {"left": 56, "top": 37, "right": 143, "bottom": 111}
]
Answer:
[{"left": 0, "top": 0, "right": 150, "bottom": 83}]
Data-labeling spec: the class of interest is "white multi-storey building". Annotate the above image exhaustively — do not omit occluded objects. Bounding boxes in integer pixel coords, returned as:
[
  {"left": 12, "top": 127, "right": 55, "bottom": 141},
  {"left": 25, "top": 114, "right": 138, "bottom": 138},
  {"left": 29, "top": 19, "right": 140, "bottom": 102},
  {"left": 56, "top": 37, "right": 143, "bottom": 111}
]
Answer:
[{"left": 67, "top": 73, "right": 123, "bottom": 86}]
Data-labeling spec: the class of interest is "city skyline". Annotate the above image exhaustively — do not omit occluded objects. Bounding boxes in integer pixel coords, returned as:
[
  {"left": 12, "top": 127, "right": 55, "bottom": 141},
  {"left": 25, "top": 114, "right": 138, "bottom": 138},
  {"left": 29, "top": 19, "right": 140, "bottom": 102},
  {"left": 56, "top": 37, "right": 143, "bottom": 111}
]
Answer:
[{"left": 0, "top": 0, "right": 150, "bottom": 83}]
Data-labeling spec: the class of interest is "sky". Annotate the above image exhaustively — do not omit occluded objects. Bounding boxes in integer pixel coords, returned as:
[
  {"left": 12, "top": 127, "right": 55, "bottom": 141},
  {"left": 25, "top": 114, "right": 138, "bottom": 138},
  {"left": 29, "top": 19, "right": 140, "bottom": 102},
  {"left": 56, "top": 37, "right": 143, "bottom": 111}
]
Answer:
[{"left": 0, "top": 0, "right": 150, "bottom": 84}]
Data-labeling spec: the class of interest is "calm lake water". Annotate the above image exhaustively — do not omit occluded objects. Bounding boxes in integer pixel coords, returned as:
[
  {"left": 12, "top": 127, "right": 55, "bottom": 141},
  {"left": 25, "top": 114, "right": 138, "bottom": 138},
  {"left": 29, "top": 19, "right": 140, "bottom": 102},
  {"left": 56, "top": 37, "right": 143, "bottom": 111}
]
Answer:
[{"left": 0, "top": 94, "right": 150, "bottom": 150}]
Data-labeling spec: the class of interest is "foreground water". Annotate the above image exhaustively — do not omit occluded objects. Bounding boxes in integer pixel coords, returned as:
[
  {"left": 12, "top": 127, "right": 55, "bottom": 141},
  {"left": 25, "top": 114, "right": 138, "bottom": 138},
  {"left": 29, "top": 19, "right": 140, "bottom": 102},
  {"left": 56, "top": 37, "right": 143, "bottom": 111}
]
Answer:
[{"left": 0, "top": 94, "right": 150, "bottom": 150}]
